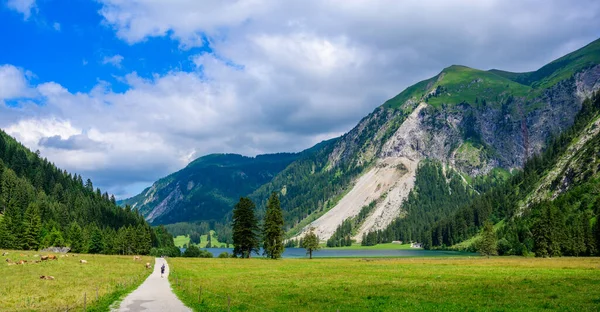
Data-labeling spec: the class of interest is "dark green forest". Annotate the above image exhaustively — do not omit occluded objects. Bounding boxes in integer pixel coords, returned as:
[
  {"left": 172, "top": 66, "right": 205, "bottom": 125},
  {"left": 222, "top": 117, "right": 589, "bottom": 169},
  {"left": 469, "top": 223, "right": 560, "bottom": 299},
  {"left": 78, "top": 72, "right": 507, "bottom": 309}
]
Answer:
[{"left": 0, "top": 129, "right": 175, "bottom": 255}]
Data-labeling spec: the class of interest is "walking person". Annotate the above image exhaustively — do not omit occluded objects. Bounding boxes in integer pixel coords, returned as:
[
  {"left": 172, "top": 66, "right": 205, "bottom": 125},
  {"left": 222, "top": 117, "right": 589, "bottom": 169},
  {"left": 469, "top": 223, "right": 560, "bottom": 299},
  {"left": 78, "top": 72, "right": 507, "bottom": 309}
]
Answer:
[{"left": 161, "top": 263, "right": 166, "bottom": 278}]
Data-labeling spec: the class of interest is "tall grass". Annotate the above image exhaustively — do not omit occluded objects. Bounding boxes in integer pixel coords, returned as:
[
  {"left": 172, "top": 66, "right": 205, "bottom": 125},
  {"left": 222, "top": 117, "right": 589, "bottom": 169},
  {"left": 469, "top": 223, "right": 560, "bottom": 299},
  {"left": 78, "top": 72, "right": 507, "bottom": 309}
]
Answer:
[{"left": 0, "top": 250, "right": 152, "bottom": 311}]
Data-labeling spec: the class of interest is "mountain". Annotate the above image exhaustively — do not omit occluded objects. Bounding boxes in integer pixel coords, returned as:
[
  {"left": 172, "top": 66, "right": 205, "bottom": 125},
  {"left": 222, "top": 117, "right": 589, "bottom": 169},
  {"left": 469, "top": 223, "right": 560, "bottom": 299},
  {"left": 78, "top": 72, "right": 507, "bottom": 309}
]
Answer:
[
  {"left": 0, "top": 129, "right": 171, "bottom": 255},
  {"left": 126, "top": 38, "right": 600, "bottom": 246},
  {"left": 118, "top": 152, "right": 302, "bottom": 225},
  {"left": 424, "top": 91, "right": 600, "bottom": 256}
]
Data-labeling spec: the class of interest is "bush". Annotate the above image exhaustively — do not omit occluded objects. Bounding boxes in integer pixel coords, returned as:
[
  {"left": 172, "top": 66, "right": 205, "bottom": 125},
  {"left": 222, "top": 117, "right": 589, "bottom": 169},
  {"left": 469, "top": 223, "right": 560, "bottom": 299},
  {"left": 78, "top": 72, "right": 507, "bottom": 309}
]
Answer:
[
  {"left": 198, "top": 250, "right": 213, "bottom": 258},
  {"left": 218, "top": 252, "right": 230, "bottom": 258},
  {"left": 183, "top": 245, "right": 201, "bottom": 257}
]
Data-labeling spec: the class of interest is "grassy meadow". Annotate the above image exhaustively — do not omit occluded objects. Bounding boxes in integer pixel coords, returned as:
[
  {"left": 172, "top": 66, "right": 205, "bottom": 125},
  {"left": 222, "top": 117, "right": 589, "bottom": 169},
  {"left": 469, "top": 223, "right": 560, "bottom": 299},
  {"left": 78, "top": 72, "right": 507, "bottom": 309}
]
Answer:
[
  {"left": 0, "top": 250, "right": 153, "bottom": 311},
  {"left": 169, "top": 257, "right": 600, "bottom": 311}
]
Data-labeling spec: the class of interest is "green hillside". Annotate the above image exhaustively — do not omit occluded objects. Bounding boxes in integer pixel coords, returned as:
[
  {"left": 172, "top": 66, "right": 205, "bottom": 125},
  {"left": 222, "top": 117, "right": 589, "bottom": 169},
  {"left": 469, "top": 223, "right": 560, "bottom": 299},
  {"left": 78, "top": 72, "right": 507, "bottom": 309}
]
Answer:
[
  {"left": 119, "top": 153, "right": 301, "bottom": 225},
  {"left": 385, "top": 38, "right": 600, "bottom": 110}
]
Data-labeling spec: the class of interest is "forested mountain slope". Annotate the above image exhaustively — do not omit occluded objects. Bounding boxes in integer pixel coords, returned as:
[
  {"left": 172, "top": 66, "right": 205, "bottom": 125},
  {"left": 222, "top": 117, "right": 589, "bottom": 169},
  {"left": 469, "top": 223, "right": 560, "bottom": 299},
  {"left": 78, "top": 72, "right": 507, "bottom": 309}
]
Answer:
[
  {"left": 119, "top": 152, "right": 301, "bottom": 225},
  {"left": 424, "top": 91, "right": 600, "bottom": 256},
  {"left": 0, "top": 129, "right": 171, "bottom": 254}
]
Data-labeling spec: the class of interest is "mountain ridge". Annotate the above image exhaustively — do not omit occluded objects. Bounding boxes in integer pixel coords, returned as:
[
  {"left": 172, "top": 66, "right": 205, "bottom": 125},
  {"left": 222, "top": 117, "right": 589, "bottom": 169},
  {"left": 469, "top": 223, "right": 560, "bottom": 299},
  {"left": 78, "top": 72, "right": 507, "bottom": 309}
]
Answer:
[{"left": 124, "top": 38, "right": 600, "bottom": 247}]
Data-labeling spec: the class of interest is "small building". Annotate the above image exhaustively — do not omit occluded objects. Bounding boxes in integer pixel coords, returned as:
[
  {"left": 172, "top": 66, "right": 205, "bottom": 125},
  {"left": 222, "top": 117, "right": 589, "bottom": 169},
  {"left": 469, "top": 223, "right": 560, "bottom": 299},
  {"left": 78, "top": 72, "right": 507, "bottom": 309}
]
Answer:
[{"left": 410, "top": 242, "right": 423, "bottom": 248}]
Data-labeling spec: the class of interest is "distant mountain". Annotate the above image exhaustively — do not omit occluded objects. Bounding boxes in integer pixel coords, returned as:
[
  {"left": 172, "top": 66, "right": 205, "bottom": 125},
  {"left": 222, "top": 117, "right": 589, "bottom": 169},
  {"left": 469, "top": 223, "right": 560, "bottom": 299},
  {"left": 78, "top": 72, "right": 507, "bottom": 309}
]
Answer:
[
  {"left": 118, "top": 152, "right": 301, "bottom": 225},
  {"left": 125, "top": 38, "right": 600, "bottom": 249}
]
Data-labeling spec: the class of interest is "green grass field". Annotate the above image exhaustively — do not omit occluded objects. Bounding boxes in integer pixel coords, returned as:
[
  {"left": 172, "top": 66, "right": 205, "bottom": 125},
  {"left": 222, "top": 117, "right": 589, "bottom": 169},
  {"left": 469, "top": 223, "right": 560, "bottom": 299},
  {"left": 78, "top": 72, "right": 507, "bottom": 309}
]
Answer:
[
  {"left": 169, "top": 257, "right": 600, "bottom": 311},
  {"left": 0, "top": 249, "right": 152, "bottom": 311}
]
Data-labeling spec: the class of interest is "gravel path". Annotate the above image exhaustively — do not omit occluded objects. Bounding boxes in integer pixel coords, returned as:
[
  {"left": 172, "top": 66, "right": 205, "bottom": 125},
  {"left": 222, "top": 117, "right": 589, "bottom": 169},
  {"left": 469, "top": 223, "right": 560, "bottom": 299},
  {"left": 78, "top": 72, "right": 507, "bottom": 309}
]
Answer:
[{"left": 115, "top": 258, "right": 191, "bottom": 312}]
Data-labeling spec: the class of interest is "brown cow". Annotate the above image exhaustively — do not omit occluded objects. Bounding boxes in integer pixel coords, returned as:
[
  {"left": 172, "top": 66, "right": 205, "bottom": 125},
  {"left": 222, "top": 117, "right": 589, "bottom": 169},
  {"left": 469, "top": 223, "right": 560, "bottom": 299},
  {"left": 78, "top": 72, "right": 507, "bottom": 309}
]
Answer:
[
  {"left": 145, "top": 262, "right": 151, "bottom": 269},
  {"left": 5, "top": 258, "right": 11, "bottom": 263},
  {"left": 41, "top": 255, "right": 49, "bottom": 261},
  {"left": 16, "top": 260, "right": 26, "bottom": 265},
  {"left": 48, "top": 255, "right": 57, "bottom": 260},
  {"left": 80, "top": 260, "right": 88, "bottom": 264},
  {"left": 40, "top": 276, "right": 55, "bottom": 280}
]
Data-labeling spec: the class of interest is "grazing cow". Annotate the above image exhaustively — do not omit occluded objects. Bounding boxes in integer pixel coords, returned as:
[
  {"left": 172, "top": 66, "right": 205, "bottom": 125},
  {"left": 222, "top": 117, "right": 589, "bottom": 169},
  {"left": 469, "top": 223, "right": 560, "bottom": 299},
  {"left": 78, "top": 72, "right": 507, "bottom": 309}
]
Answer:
[
  {"left": 133, "top": 256, "right": 141, "bottom": 261},
  {"left": 48, "top": 255, "right": 57, "bottom": 260},
  {"left": 145, "top": 262, "right": 151, "bottom": 269},
  {"left": 5, "top": 258, "right": 11, "bottom": 263},
  {"left": 80, "top": 260, "right": 88, "bottom": 264},
  {"left": 40, "top": 276, "right": 55, "bottom": 280},
  {"left": 16, "top": 260, "right": 26, "bottom": 265},
  {"left": 2, "top": 252, "right": 8, "bottom": 256},
  {"left": 41, "top": 256, "right": 49, "bottom": 261}
]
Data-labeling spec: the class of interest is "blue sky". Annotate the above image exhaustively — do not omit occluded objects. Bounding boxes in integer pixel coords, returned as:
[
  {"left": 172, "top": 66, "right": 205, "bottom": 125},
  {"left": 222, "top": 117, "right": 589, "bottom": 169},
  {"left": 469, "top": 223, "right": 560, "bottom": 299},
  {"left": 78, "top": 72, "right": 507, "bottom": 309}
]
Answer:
[
  {"left": 0, "top": 0, "right": 599, "bottom": 199},
  {"left": 0, "top": 0, "right": 205, "bottom": 94}
]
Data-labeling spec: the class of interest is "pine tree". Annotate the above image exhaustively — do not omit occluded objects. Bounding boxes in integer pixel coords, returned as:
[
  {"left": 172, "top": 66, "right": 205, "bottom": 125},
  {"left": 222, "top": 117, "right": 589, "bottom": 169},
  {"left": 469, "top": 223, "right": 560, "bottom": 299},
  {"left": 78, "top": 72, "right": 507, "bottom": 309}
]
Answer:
[
  {"left": 68, "top": 222, "right": 84, "bottom": 253},
  {"left": 301, "top": 227, "right": 320, "bottom": 259},
  {"left": 21, "top": 203, "right": 41, "bottom": 250},
  {"left": 478, "top": 221, "right": 497, "bottom": 257},
  {"left": 263, "top": 192, "right": 285, "bottom": 259},
  {"left": 0, "top": 216, "right": 14, "bottom": 249},
  {"left": 88, "top": 226, "right": 104, "bottom": 254},
  {"left": 232, "top": 197, "right": 260, "bottom": 258}
]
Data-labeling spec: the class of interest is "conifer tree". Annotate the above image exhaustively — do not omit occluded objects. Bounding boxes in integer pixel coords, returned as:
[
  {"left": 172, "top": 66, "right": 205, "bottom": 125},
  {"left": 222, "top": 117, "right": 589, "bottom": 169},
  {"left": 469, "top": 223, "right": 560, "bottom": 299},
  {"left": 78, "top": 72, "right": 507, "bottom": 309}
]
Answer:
[
  {"left": 232, "top": 197, "right": 259, "bottom": 258},
  {"left": 88, "top": 226, "right": 104, "bottom": 254},
  {"left": 478, "top": 221, "right": 497, "bottom": 257},
  {"left": 21, "top": 203, "right": 41, "bottom": 250},
  {"left": 0, "top": 217, "right": 13, "bottom": 249},
  {"left": 68, "top": 222, "right": 84, "bottom": 253},
  {"left": 263, "top": 192, "right": 285, "bottom": 259},
  {"left": 302, "top": 227, "right": 321, "bottom": 259}
]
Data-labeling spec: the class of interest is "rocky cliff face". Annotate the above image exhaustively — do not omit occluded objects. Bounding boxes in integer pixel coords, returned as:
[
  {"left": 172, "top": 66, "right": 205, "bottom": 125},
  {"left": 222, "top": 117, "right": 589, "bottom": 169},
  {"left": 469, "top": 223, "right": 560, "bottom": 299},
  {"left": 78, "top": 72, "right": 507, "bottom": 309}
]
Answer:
[{"left": 299, "top": 59, "right": 600, "bottom": 242}]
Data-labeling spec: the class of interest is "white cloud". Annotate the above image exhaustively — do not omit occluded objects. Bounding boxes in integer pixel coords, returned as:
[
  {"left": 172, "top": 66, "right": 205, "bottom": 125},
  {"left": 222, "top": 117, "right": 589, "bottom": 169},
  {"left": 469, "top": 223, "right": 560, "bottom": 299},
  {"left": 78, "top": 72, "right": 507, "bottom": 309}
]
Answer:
[
  {"left": 6, "top": 0, "right": 36, "bottom": 20},
  {"left": 53, "top": 22, "right": 61, "bottom": 31},
  {"left": 102, "top": 55, "right": 124, "bottom": 68},
  {"left": 0, "top": 65, "right": 36, "bottom": 100},
  {"left": 3, "top": 0, "right": 600, "bottom": 198}
]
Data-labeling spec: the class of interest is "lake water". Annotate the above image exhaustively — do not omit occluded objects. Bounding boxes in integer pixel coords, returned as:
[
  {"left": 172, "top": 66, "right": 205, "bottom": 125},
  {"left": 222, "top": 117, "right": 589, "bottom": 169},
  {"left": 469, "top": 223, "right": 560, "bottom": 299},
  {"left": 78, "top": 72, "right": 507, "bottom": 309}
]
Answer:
[{"left": 180, "top": 247, "right": 476, "bottom": 258}]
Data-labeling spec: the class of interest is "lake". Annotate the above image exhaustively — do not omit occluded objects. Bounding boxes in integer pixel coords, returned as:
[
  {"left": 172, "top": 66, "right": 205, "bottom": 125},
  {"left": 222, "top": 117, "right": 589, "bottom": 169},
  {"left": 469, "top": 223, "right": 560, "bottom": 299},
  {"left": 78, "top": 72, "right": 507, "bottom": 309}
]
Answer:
[{"left": 180, "top": 247, "right": 476, "bottom": 258}]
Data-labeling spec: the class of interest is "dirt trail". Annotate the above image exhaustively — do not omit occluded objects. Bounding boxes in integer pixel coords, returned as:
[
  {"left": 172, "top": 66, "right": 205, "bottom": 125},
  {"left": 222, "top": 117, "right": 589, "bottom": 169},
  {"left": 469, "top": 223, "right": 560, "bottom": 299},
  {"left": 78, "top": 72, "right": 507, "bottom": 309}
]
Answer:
[{"left": 114, "top": 258, "right": 191, "bottom": 312}]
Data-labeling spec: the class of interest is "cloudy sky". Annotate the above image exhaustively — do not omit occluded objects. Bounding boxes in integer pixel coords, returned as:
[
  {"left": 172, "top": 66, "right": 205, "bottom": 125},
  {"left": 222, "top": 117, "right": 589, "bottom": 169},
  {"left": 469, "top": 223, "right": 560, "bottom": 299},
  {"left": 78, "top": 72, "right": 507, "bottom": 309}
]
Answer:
[{"left": 0, "top": 0, "right": 599, "bottom": 198}]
